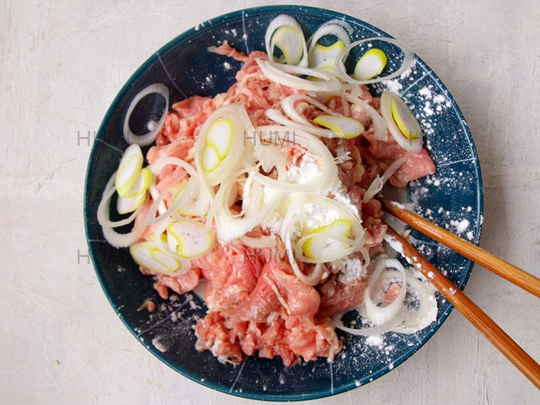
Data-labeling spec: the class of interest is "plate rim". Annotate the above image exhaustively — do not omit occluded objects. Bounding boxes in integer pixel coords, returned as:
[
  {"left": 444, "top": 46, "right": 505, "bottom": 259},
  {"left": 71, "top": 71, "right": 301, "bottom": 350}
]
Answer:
[{"left": 84, "top": 4, "right": 484, "bottom": 401}]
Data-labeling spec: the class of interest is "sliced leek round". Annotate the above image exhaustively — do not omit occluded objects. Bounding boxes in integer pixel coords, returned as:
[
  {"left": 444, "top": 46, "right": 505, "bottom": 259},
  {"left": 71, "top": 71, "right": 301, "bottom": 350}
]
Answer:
[
  {"left": 270, "top": 25, "right": 306, "bottom": 66},
  {"left": 201, "top": 144, "right": 221, "bottom": 172},
  {"left": 353, "top": 48, "right": 387, "bottom": 81},
  {"left": 116, "top": 190, "right": 147, "bottom": 215},
  {"left": 124, "top": 167, "right": 152, "bottom": 197},
  {"left": 115, "top": 167, "right": 152, "bottom": 214},
  {"left": 194, "top": 104, "right": 247, "bottom": 186},
  {"left": 301, "top": 219, "right": 354, "bottom": 262},
  {"left": 130, "top": 240, "right": 183, "bottom": 274},
  {"left": 306, "top": 20, "right": 352, "bottom": 67},
  {"left": 201, "top": 117, "right": 234, "bottom": 172},
  {"left": 313, "top": 114, "right": 364, "bottom": 139},
  {"left": 265, "top": 14, "right": 308, "bottom": 67},
  {"left": 167, "top": 220, "right": 214, "bottom": 259},
  {"left": 380, "top": 91, "right": 422, "bottom": 152},
  {"left": 115, "top": 143, "right": 144, "bottom": 197},
  {"left": 206, "top": 117, "right": 234, "bottom": 159},
  {"left": 310, "top": 40, "right": 345, "bottom": 68}
]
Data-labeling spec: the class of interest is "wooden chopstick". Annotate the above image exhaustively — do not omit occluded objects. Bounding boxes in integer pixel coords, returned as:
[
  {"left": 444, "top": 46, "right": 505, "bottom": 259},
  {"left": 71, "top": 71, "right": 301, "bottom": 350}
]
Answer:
[
  {"left": 379, "top": 197, "right": 540, "bottom": 298},
  {"left": 383, "top": 224, "right": 540, "bottom": 389}
]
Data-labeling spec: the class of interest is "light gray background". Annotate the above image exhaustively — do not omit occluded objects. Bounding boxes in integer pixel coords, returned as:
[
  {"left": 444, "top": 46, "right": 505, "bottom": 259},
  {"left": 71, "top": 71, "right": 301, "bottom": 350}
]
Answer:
[{"left": 1, "top": 1, "right": 539, "bottom": 404}]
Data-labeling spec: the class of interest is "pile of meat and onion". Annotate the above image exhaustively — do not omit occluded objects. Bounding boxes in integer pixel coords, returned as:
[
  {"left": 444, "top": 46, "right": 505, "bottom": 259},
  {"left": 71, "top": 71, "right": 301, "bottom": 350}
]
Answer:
[{"left": 98, "top": 15, "right": 438, "bottom": 366}]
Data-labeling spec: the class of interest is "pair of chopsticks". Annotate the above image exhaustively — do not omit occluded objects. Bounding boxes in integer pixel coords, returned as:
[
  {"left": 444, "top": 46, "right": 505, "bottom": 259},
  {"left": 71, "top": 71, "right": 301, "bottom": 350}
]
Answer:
[{"left": 378, "top": 197, "right": 540, "bottom": 389}]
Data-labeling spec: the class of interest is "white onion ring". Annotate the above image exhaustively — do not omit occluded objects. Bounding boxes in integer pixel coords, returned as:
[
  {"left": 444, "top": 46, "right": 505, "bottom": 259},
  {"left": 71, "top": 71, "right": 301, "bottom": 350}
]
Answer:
[
  {"left": 123, "top": 83, "right": 169, "bottom": 146},
  {"left": 256, "top": 59, "right": 342, "bottom": 92}
]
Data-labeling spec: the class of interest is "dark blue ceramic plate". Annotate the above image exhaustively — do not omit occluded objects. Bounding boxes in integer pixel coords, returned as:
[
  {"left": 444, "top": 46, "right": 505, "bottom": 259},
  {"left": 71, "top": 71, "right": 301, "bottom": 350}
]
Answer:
[{"left": 84, "top": 5, "right": 483, "bottom": 401}]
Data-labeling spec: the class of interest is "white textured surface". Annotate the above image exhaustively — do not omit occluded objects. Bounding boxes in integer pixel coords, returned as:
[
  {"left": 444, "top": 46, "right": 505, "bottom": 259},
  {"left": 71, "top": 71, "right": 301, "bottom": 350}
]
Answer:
[{"left": 1, "top": 1, "right": 539, "bottom": 404}]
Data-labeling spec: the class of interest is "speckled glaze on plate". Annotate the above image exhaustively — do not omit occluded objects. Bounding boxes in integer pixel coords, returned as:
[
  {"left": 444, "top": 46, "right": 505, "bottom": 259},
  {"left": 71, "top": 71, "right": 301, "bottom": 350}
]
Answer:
[{"left": 84, "top": 5, "right": 483, "bottom": 401}]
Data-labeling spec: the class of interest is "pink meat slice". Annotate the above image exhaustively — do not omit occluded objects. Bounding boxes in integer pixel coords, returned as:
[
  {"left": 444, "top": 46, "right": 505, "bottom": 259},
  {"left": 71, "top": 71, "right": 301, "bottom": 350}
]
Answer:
[{"left": 194, "top": 244, "right": 341, "bottom": 365}]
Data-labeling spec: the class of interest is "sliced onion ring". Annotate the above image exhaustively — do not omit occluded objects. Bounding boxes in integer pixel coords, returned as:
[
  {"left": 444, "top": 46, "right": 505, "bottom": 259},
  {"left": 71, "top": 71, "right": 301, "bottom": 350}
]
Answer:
[
  {"left": 256, "top": 59, "right": 342, "bottom": 92},
  {"left": 123, "top": 83, "right": 169, "bottom": 146},
  {"left": 364, "top": 261, "right": 407, "bottom": 326}
]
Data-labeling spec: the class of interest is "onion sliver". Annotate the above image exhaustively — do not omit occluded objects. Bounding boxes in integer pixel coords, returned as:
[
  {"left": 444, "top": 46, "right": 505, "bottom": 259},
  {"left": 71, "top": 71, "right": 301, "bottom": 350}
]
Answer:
[
  {"left": 256, "top": 59, "right": 342, "bottom": 92},
  {"left": 239, "top": 234, "right": 278, "bottom": 249},
  {"left": 147, "top": 155, "right": 211, "bottom": 218},
  {"left": 147, "top": 156, "right": 198, "bottom": 178},
  {"left": 333, "top": 257, "right": 437, "bottom": 335},
  {"left": 334, "top": 38, "right": 414, "bottom": 85},
  {"left": 333, "top": 310, "right": 405, "bottom": 336},
  {"left": 212, "top": 173, "right": 285, "bottom": 243},
  {"left": 98, "top": 172, "right": 144, "bottom": 229},
  {"left": 238, "top": 105, "right": 286, "bottom": 174},
  {"left": 146, "top": 174, "right": 198, "bottom": 226},
  {"left": 362, "top": 156, "right": 407, "bottom": 203},
  {"left": 123, "top": 83, "right": 169, "bottom": 146},
  {"left": 97, "top": 172, "right": 150, "bottom": 248},
  {"left": 252, "top": 126, "right": 338, "bottom": 193},
  {"left": 280, "top": 196, "right": 326, "bottom": 286}
]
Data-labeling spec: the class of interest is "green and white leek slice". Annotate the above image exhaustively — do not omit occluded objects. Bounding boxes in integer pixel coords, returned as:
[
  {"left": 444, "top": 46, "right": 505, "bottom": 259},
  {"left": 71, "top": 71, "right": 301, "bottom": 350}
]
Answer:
[
  {"left": 130, "top": 240, "right": 183, "bottom": 275},
  {"left": 380, "top": 91, "right": 422, "bottom": 152},
  {"left": 306, "top": 20, "right": 352, "bottom": 67},
  {"left": 115, "top": 143, "right": 144, "bottom": 197},
  {"left": 194, "top": 104, "right": 247, "bottom": 187},
  {"left": 335, "top": 37, "right": 414, "bottom": 85},
  {"left": 301, "top": 219, "right": 354, "bottom": 262},
  {"left": 116, "top": 167, "right": 152, "bottom": 214},
  {"left": 167, "top": 220, "right": 214, "bottom": 259},
  {"left": 313, "top": 114, "right": 364, "bottom": 139},
  {"left": 265, "top": 14, "right": 308, "bottom": 67},
  {"left": 353, "top": 48, "right": 388, "bottom": 81}
]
